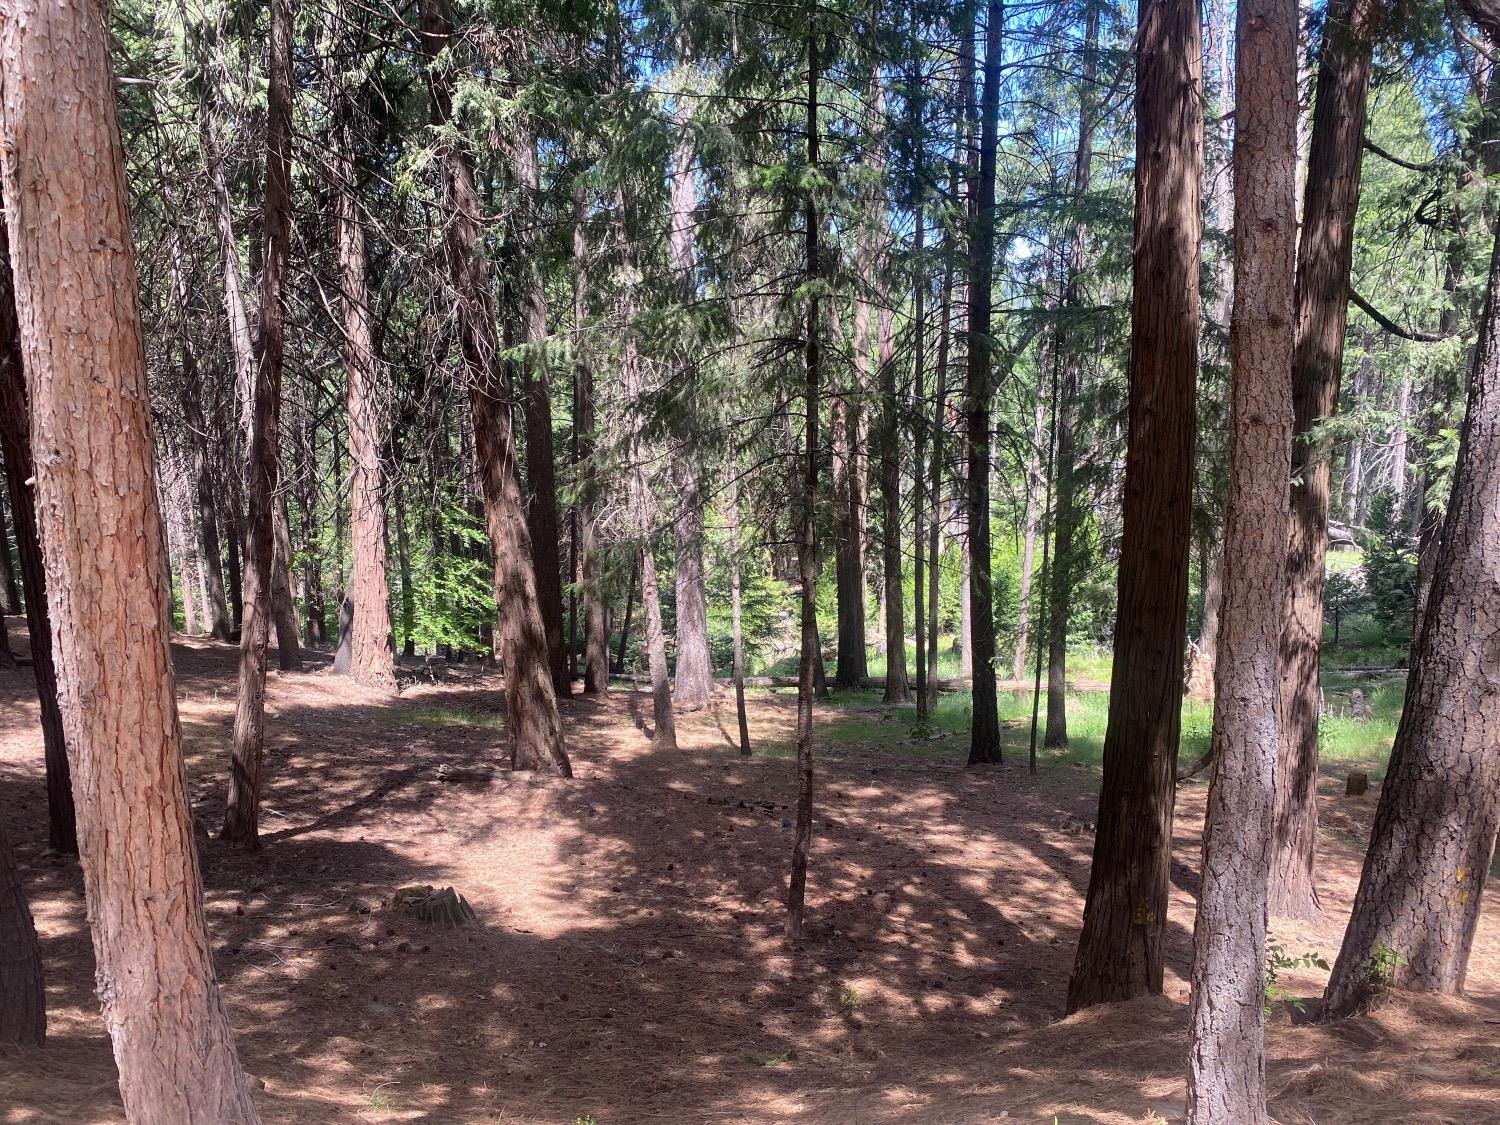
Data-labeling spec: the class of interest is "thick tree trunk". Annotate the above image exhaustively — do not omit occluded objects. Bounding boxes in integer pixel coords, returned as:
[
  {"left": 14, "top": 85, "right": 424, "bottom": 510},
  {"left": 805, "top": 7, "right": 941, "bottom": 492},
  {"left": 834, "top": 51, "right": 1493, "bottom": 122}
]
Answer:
[
  {"left": 965, "top": 0, "right": 1004, "bottom": 765},
  {"left": 0, "top": 816, "right": 44, "bottom": 1045},
  {"left": 223, "top": 0, "right": 295, "bottom": 847},
  {"left": 0, "top": 2, "right": 261, "bottom": 1108},
  {"left": 419, "top": 0, "right": 569, "bottom": 776},
  {"left": 786, "top": 35, "right": 821, "bottom": 945},
  {"left": 1323, "top": 81, "right": 1500, "bottom": 1015},
  {"left": 0, "top": 199, "right": 76, "bottom": 857},
  {"left": 1271, "top": 0, "right": 1376, "bottom": 921},
  {"left": 1185, "top": 0, "right": 1297, "bottom": 1110},
  {"left": 1067, "top": 0, "right": 1201, "bottom": 1012},
  {"left": 332, "top": 89, "right": 396, "bottom": 693}
]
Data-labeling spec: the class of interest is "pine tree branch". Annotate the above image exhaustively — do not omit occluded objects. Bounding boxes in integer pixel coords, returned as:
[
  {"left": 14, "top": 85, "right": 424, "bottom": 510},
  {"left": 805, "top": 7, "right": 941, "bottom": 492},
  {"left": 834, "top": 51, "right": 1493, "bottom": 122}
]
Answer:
[{"left": 1349, "top": 289, "right": 1451, "bottom": 343}]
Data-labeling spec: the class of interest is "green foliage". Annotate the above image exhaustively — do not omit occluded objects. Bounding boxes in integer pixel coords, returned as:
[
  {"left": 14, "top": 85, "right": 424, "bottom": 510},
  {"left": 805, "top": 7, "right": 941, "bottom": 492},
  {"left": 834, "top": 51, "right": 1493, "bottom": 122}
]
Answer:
[
  {"left": 1360, "top": 490, "right": 1417, "bottom": 633},
  {"left": 1264, "top": 944, "right": 1329, "bottom": 1014},
  {"left": 1365, "top": 943, "right": 1407, "bottom": 989}
]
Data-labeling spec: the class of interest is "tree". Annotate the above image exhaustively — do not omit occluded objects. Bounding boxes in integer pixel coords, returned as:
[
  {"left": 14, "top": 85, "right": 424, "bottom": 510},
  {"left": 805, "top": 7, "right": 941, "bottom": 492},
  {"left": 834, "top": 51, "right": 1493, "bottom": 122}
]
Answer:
[
  {"left": 223, "top": 0, "right": 296, "bottom": 847},
  {"left": 0, "top": 0, "right": 260, "bottom": 1108},
  {"left": 0, "top": 198, "right": 75, "bottom": 856},
  {"left": 786, "top": 27, "right": 822, "bottom": 945},
  {"left": 1068, "top": 0, "right": 1201, "bottom": 1012},
  {"left": 1271, "top": 0, "right": 1378, "bottom": 921},
  {"left": 1185, "top": 0, "right": 1297, "bottom": 1107},
  {"left": 418, "top": 0, "right": 571, "bottom": 777},
  {"left": 1323, "top": 0, "right": 1500, "bottom": 1012},
  {"left": 0, "top": 816, "right": 44, "bottom": 1045},
  {"left": 329, "top": 27, "right": 398, "bottom": 693},
  {"left": 964, "top": 0, "right": 1004, "bottom": 766}
]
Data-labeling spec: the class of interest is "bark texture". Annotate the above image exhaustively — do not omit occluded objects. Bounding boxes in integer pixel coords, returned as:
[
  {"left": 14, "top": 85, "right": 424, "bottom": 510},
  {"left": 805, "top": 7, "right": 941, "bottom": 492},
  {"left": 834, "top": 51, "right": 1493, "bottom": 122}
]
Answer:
[
  {"left": 1322, "top": 114, "right": 1500, "bottom": 1016},
  {"left": 333, "top": 87, "right": 397, "bottom": 693},
  {"left": 420, "top": 0, "right": 570, "bottom": 776},
  {"left": 1271, "top": 0, "right": 1376, "bottom": 921},
  {"left": 0, "top": 816, "right": 44, "bottom": 1045},
  {"left": 1068, "top": 0, "right": 1201, "bottom": 1012},
  {"left": 1185, "top": 0, "right": 1297, "bottom": 1109},
  {"left": 0, "top": 0, "right": 260, "bottom": 1108}
]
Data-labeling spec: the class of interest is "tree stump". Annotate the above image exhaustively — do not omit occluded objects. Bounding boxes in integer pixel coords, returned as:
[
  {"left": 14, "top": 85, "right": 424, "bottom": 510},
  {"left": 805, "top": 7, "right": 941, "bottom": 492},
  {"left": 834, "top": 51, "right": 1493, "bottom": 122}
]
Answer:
[
  {"left": 389, "top": 885, "right": 477, "bottom": 927},
  {"left": 1350, "top": 688, "right": 1368, "bottom": 721},
  {"left": 1345, "top": 771, "right": 1369, "bottom": 797}
]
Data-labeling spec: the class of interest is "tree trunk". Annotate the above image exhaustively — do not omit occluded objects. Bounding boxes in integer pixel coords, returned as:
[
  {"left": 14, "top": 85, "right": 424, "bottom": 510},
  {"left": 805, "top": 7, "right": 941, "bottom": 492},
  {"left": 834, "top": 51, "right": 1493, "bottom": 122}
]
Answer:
[
  {"left": 729, "top": 461, "right": 751, "bottom": 756},
  {"left": 1012, "top": 365, "right": 1046, "bottom": 683},
  {"left": 879, "top": 297, "right": 910, "bottom": 704},
  {"left": 640, "top": 546, "right": 678, "bottom": 750},
  {"left": 512, "top": 134, "right": 570, "bottom": 699},
  {"left": 614, "top": 559, "right": 637, "bottom": 676},
  {"left": 1185, "top": 0, "right": 1297, "bottom": 1109},
  {"left": 0, "top": 1, "right": 261, "bottom": 1107},
  {"left": 1323, "top": 34, "right": 1500, "bottom": 1007},
  {"left": 573, "top": 184, "right": 609, "bottom": 695},
  {"left": 332, "top": 74, "right": 396, "bottom": 693},
  {"left": 0, "top": 484, "right": 20, "bottom": 616},
  {"left": 965, "top": 0, "right": 1004, "bottom": 765},
  {"left": 419, "top": 0, "right": 570, "bottom": 776},
  {"left": 912, "top": 58, "right": 930, "bottom": 715},
  {"left": 1067, "top": 0, "right": 1201, "bottom": 1012},
  {"left": 223, "top": 0, "right": 295, "bottom": 846},
  {"left": 835, "top": 325, "right": 869, "bottom": 688},
  {"left": 1271, "top": 0, "right": 1376, "bottom": 921},
  {"left": 786, "top": 34, "right": 821, "bottom": 945},
  {"left": 0, "top": 816, "right": 44, "bottom": 1045},
  {"left": 1186, "top": 539, "right": 1225, "bottom": 700},
  {"left": 0, "top": 197, "right": 76, "bottom": 856}
]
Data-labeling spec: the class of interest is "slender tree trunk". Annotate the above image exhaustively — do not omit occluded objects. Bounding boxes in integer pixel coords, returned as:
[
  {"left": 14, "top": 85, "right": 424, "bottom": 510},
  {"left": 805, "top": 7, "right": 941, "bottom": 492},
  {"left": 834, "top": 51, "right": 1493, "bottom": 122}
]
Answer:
[
  {"left": 331, "top": 77, "right": 396, "bottom": 693},
  {"left": 913, "top": 188, "right": 929, "bottom": 713},
  {"left": 786, "top": 32, "right": 821, "bottom": 945},
  {"left": 223, "top": 0, "right": 295, "bottom": 846},
  {"left": 833, "top": 391, "right": 868, "bottom": 688},
  {"left": 1323, "top": 29, "right": 1500, "bottom": 1005},
  {"left": 729, "top": 461, "right": 751, "bottom": 755},
  {"left": 614, "top": 559, "right": 637, "bottom": 676},
  {"left": 0, "top": 816, "right": 44, "bottom": 1045},
  {"left": 1185, "top": 0, "right": 1297, "bottom": 1108},
  {"left": 879, "top": 299, "right": 910, "bottom": 704},
  {"left": 965, "top": 0, "right": 1004, "bottom": 765},
  {"left": 419, "top": 0, "right": 570, "bottom": 776},
  {"left": 167, "top": 223, "right": 233, "bottom": 641},
  {"left": 513, "top": 134, "right": 570, "bottom": 698},
  {"left": 0, "top": 200, "right": 75, "bottom": 857},
  {"left": 0, "top": 2, "right": 260, "bottom": 1107},
  {"left": 1186, "top": 539, "right": 1225, "bottom": 700},
  {"left": 0, "top": 485, "right": 19, "bottom": 615},
  {"left": 1012, "top": 365, "right": 1046, "bottom": 683},
  {"left": 573, "top": 184, "right": 609, "bottom": 695},
  {"left": 1271, "top": 0, "right": 1376, "bottom": 921},
  {"left": 1067, "top": 0, "right": 1201, "bottom": 1011},
  {"left": 640, "top": 546, "right": 678, "bottom": 750}
]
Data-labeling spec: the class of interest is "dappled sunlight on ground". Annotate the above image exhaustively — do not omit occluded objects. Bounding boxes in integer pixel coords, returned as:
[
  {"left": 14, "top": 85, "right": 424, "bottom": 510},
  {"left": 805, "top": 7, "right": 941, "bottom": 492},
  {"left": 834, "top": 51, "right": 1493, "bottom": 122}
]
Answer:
[{"left": 1, "top": 627, "right": 1498, "bottom": 1122}]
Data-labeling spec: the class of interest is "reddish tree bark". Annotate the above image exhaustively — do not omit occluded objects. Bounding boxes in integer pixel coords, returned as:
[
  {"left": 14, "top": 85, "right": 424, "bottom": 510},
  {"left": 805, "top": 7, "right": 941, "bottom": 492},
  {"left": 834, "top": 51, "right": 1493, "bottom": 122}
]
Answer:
[
  {"left": 419, "top": 0, "right": 570, "bottom": 776},
  {"left": 0, "top": 0, "right": 260, "bottom": 1108},
  {"left": 572, "top": 182, "right": 609, "bottom": 695},
  {"left": 1068, "top": 0, "right": 1201, "bottom": 1012},
  {"left": 1271, "top": 0, "right": 1377, "bottom": 921},
  {"left": 1185, "top": 0, "right": 1297, "bottom": 1108}
]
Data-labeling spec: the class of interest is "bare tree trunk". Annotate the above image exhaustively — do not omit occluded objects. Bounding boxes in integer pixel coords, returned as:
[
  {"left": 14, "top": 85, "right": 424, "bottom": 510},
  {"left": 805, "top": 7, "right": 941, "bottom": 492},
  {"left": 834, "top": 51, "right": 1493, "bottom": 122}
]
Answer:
[
  {"left": 729, "top": 460, "right": 751, "bottom": 756},
  {"left": 614, "top": 559, "right": 637, "bottom": 676},
  {"left": 0, "top": 816, "right": 44, "bottom": 1045},
  {"left": 0, "top": 199, "right": 76, "bottom": 857},
  {"left": 0, "top": 484, "right": 20, "bottom": 615},
  {"left": 573, "top": 186, "right": 609, "bottom": 695},
  {"left": 1012, "top": 365, "right": 1046, "bottom": 683},
  {"left": 331, "top": 66, "right": 396, "bottom": 693},
  {"left": 640, "top": 546, "right": 678, "bottom": 750},
  {"left": 965, "top": 0, "right": 1004, "bottom": 765},
  {"left": 1068, "top": 0, "right": 1201, "bottom": 1011},
  {"left": 1323, "top": 14, "right": 1500, "bottom": 1002},
  {"left": 786, "top": 34, "right": 821, "bottom": 945},
  {"left": 223, "top": 0, "right": 295, "bottom": 847},
  {"left": 419, "top": 0, "right": 570, "bottom": 777},
  {"left": 879, "top": 295, "right": 910, "bottom": 704},
  {"left": 0, "top": 2, "right": 260, "bottom": 1107},
  {"left": 1185, "top": 0, "right": 1297, "bottom": 1107},
  {"left": 1186, "top": 539, "right": 1225, "bottom": 700},
  {"left": 1271, "top": 0, "right": 1376, "bottom": 921},
  {"left": 512, "top": 134, "right": 570, "bottom": 698}
]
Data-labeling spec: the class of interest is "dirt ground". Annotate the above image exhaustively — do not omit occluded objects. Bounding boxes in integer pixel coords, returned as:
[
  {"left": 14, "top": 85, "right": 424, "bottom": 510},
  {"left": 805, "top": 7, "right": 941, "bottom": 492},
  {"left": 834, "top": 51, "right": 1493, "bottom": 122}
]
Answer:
[{"left": 2, "top": 629, "right": 1499, "bottom": 1124}]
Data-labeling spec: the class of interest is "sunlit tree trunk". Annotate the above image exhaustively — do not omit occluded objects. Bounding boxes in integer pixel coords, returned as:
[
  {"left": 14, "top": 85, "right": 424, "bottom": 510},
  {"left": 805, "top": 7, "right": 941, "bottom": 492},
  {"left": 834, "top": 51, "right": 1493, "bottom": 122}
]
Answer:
[
  {"left": 0, "top": 0, "right": 260, "bottom": 1107},
  {"left": 1185, "top": 0, "right": 1297, "bottom": 1107}
]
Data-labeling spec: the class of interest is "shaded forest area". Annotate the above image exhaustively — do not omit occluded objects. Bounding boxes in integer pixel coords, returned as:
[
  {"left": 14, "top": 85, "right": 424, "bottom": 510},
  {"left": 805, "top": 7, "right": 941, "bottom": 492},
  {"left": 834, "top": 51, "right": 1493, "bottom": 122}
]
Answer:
[{"left": 1, "top": 0, "right": 1499, "bottom": 1118}]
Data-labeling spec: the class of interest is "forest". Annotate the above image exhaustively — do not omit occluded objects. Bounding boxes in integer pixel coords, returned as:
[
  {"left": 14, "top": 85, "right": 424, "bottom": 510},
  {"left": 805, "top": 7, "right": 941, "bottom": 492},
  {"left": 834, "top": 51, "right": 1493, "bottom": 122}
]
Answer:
[{"left": 0, "top": 0, "right": 1498, "bottom": 1117}]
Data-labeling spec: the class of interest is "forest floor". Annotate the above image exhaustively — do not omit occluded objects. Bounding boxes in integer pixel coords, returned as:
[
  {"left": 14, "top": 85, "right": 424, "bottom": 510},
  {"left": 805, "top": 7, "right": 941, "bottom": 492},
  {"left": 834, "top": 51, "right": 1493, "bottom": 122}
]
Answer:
[{"left": 2, "top": 631, "right": 1500, "bottom": 1124}]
